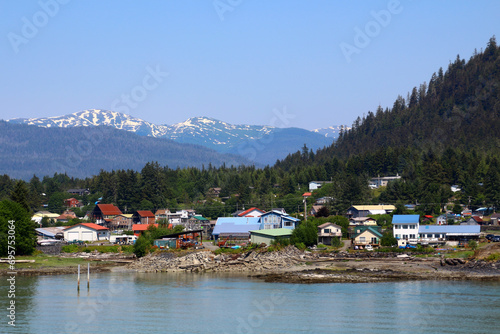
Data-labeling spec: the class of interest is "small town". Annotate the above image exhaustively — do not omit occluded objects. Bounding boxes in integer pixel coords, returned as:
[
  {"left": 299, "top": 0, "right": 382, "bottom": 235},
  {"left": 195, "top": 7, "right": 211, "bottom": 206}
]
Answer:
[
  {"left": 23, "top": 177, "right": 499, "bottom": 280},
  {"left": 1, "top": 2, "right": 499, "bottom": 332}
]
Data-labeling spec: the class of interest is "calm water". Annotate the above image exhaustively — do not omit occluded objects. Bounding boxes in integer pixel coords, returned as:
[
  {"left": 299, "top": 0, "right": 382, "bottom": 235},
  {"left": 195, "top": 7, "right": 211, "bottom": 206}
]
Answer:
[{"left": 1, "top": 272, "right": 500, "bottom": 334}]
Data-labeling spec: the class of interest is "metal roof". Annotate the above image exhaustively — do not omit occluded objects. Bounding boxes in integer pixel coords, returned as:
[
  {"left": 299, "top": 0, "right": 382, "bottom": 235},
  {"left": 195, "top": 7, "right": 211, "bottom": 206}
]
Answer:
[
  {"left": 352, "top": 205, "right": 396, "bottom": 211},
  {"left": 212, "top": 217, "right": 261, "bottom": 236},
  {"left": 418, "top": 225, "right": 480, "bottom": 235},
  {"left": 249, "top": 228, "right": 293, "bottom": 237},
  {"left": 392, "top": 215, "right": 420, "bottom": 224}
]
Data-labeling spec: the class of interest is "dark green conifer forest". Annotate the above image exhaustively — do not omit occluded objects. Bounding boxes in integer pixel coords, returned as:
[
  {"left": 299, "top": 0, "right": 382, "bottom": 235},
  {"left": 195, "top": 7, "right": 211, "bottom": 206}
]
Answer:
[{"left": 1, "top": 37, "right": 499, "bottom": 219}]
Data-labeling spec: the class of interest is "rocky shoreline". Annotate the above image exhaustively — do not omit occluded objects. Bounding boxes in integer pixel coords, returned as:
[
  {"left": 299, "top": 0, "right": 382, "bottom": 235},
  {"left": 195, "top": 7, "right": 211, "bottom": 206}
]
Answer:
[
  {"left": 126, "top": 246, "right": 500, "bottom": 283},
  {"left": 4, "top": 246, "right": 500, "bottom": 282}
]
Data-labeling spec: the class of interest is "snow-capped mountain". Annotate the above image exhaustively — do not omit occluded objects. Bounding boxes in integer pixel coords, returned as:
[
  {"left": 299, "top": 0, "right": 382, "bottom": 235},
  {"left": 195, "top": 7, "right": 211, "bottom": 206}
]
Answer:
[
  {"left": 8, "top": 109, "right": 337, "bottom": 165},
  {"left": 312, "top": 125, "right": 349, "bottom": 138}
]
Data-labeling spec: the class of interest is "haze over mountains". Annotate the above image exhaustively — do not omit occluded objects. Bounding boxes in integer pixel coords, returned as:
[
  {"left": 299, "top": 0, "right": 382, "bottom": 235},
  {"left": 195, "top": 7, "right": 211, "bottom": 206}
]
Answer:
[
  {"left": 8, "top": 110, "right": 341, "bottom": 165},
  {"left": 0, "top": 121, "right": 253, "bottom": 180}
]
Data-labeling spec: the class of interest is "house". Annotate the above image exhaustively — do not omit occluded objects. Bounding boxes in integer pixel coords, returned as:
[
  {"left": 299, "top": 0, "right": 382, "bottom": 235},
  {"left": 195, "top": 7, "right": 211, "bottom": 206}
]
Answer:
[
  {"left": 111, "top": 214, "right": 133, "bottom": 230},
  {"left": 250, "top": 228, "right": 293, "bottom": 246},
  {"left": 315, "top": 197, "right": 334, "bottom": 205},
  {"left": 155, "top": 209, "right": 171, "bottom": 222},
  {"left": 349, "top": 217, "right": 377, "bottom": 226},
  {"left": 31, "top": 211, "right": 60, "bottom": 226},
  {"left": 64, "top": 198, "right": 83, "bottom": 208},
  {"left": 489, "top": 213, "right": 500, "bottom": 226},
  {"left": 63, "top": 223, "right": 110, "bottom": 242},
  {"left": 317, "top": 223, "right": 342, "bottom": 246},
  {"left": 352, "top": 226, "right": 382, "bottom": 249},
  {"left": 207, "top": 187, "right": 222, "bottom": 198},
  {"left": 132, "top": 210, "right": 156, "bottom": 224},
  {"left": 311, "top": 205, "right": 325, "bottom": 216},
  {"left": 346, "top": 205, "right": 396, "bottom": 218},
  {"left": 369, "top": 175, "right": 401, "bottom": 189},
  {"left": 237, "top": 207, "right": 265, "bottom": 217},
  {"left": 168, "top": 210, "right": 192, "bottom": 226},
  {"left": 132, "top": 223, "right": 159, "bottom": 237},
  {"left": 462, "top": 216, "right": 483, "bottom": 225},
  {"left": 419, "top": 225, "right": 480, "bottom": 244},
  {"left": 92, "top": 204, "right": 122, "bottom": 226},
  {"left": 188, "top": 215, "right": 212, "bottom": 236},
  {"left": 259, "top": 210, "right": 300, "bottom": 230},
  {"left": 56, "top": 210, "right": 77, "bottom": 223},
  {"left": 392, "top": 215, "right": 420, "bottom": 247},
  {"left": 437, "top": 213, "right": 460, "bottom": 225},
  {"left": 309, "top": 181, "right": 333, "bottom": 191},
  {"left": 67, "top": 188, "right": 90, "bottom": 196}
]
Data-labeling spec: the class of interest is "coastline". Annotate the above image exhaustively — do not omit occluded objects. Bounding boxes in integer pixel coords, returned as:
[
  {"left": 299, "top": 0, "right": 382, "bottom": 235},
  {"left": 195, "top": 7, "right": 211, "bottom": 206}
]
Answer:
[{"left": 3, "top": 247, "right": 500, "bottom": 283}]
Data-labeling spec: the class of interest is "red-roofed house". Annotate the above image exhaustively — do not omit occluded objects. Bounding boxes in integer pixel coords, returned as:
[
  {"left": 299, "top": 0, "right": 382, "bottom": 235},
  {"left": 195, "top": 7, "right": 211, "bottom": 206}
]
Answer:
[
  {"left": 64, "top": 198, "right": 83, "bottom": 208},
  {"left": 92, "top": 204, "right": 123, "bottom": 226},
  {"left": 133, "top": 210, "right": 156, "bottom": 224},
  {"left": 237, "top": 207, "right": 265, "bottom": 218},
  {"left": 132, "top": 223, "right": 159, "bottom": 237},
  {"left": 63, "top": 223, "right": 110, "bottom": 242},
  {"left": 56, "top": 210, "right": 77, "bottom": 223}
]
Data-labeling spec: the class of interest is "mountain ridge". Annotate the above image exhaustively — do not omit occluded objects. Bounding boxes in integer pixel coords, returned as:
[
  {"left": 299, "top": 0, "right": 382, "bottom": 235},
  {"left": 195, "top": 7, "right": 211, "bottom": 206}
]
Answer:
[{"left": 8, "top": 110, "right": 338, "bottom": 165}]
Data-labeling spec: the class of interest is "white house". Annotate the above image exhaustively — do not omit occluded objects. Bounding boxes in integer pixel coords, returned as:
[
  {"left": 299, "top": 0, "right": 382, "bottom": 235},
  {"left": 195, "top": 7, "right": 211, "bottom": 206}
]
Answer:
[
  {"left": 63, "top": 223, "right": 110, "bottom": 242},
  {"left": 308, "top": 181, "right": 333, "bottom": 191},
  {"left": 392, "top": 215, "right": 420, "bottom": 247},
  {"left": 393, "top": 215, "right": 481, "bottom": 246},
  {"left": 317, "top": 222, "right": 342, "bottom": 246}
]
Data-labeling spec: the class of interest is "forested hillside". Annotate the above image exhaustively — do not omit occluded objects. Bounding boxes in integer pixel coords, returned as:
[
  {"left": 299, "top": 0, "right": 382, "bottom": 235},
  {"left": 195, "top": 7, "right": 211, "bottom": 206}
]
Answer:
[{"left": 1, "top": 38, "right": 499, "bottom": 218}]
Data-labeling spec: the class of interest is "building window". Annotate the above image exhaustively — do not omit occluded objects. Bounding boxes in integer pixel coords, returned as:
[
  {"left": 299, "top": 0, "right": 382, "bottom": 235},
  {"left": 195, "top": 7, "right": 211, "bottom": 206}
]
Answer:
[
  {"left": 324, "top": 229, "right": 331, "bottom": 233},
  {"left": 359, "top": 237, "right": 366, "bottom": 243},
  {"left": 403, "top": 225, "right": 408, "bottom": 229},
  {"left": 396, "top": 234, "right": 401, "bottom": 239}
]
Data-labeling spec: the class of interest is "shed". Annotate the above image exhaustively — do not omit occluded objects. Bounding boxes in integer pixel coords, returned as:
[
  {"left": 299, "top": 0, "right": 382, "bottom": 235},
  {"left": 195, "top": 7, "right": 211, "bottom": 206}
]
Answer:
[{"left": 249, "top": 228, "right": 293, "bottom": 246}]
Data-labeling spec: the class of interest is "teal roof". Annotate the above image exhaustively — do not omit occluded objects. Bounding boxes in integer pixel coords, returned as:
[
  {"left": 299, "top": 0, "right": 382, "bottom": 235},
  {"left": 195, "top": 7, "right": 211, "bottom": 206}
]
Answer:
[
  {"left": 353, "top": 226, "right": 383, "bottom": 238},
  {"left": 193, "top": 215, "right": 209, "bottom": 221},
  {"left": 249, "top": 228, "right": 293, "bottom": 237}
]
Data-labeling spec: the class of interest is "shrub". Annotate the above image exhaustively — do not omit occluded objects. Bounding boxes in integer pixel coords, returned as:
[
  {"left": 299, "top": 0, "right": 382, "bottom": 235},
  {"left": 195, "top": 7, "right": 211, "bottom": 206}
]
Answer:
[
  {"left": 486, "top": 253, "right": 500, "bottom": 261},
  {"left": 133, "top": 235, "right": 150, "bottom": 258},
  {"left": 295, "top": 242, "right": 306, "bottom": 250},
  {"left": 380, "top": 232, "right": 397, "bottom": 247}
]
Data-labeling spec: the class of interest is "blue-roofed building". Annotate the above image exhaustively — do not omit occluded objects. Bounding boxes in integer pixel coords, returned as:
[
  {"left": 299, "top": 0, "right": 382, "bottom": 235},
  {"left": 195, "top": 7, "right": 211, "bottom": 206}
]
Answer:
[
  {"left": 213, "top": 211, "right": 300, "bottom": 243},
  {"left": 392, "top": 215, "right": 420, "bottom": 247},
  {"left": 392, "top": 214, "right": 480, "bottom": 246},
  {"left": 212, "top": 217, "right": 261, "bottom": 241},
  {"left": 419, "top": 225, "right": 480, "bottom": 244}
]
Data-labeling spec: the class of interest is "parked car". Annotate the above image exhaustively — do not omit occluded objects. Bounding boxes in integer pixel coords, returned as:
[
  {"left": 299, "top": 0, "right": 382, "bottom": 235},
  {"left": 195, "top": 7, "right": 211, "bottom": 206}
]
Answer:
[
  {"left": 485, "top": 234, "right": 495, "bottom": 240},
  {"left": 491, "top": 236, "right": 500, "bottom": 242},
  {"left": 365, "top": 245, "right": 373, "bottom": 251}
]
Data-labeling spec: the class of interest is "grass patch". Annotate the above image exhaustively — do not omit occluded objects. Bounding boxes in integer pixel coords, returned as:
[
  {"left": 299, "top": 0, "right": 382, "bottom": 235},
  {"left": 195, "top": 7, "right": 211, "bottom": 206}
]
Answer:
[
  {"left": 486, "top": 253, "right": 500, "bottom": 261},
  {"left": 0, "top": 254, "right": 100, "bottom": 270},
  {"left": 61, "top": 245, "right": 134, "bottom": 254},
  {"left": 445, "top": 250, "right": 474, "bottom": 259}
]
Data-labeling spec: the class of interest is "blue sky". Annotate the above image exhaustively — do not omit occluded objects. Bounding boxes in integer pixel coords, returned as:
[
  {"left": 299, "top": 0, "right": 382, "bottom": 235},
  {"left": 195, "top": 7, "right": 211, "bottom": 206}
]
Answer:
[{"left": 1, "top": 0, "right": 499, "bottom": 130}]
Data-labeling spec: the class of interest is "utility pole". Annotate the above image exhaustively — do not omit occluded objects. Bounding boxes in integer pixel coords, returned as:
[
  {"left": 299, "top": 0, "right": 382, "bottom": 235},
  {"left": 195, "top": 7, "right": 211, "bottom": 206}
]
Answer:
[{"left": 302, "top": 192, "right": 311, "bottom": 221}]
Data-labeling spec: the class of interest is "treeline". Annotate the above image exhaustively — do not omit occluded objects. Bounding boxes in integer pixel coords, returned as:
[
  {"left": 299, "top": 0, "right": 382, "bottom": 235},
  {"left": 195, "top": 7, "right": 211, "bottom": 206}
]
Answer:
[{"left": 1, "top": 38, "right": 499, "bottom": 218}]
